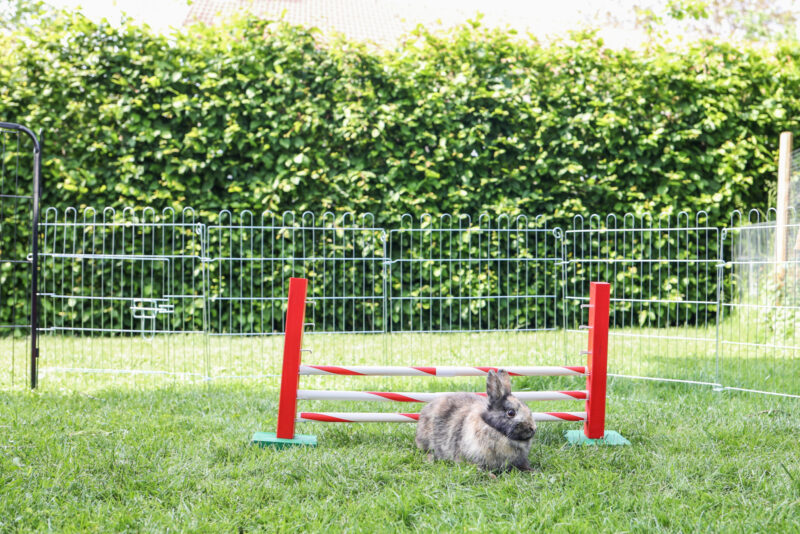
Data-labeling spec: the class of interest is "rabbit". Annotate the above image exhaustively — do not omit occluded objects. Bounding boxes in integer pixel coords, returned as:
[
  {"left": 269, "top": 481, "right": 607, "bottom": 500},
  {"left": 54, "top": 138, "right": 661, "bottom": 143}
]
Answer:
[{"left": 415, "top": 369, "right": 536, "bottom": 473}]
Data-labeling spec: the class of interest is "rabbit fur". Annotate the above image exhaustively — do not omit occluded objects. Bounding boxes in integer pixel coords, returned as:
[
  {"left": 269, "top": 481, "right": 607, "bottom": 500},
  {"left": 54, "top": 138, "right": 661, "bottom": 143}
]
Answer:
[{"left": 415, "top": 369, "right": 536, "bottom": 472}]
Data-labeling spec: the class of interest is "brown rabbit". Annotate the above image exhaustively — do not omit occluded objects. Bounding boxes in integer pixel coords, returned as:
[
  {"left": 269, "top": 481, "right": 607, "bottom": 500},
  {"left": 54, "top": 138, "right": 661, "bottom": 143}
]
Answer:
[{"left": 415, "top": 369, "right": 536, "bottom": 472}]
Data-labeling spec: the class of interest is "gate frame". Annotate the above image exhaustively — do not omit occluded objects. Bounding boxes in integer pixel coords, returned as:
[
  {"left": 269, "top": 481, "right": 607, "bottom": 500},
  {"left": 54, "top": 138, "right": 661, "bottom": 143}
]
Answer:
[{"left": 0, "top": 122, "right": 42, "bottom": 389}]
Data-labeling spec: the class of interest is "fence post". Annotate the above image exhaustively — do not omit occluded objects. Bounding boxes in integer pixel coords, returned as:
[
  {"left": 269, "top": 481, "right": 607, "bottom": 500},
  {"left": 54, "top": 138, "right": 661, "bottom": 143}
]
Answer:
[
  {"left": 714, "top": 232, "right": 725, "bottom": 391},
  {"left": 30, "top": 129, "right": 42, "bottom": 389},
  {"left": 584, "top": 281, "right": 609, "bottom": 439},
  {"left": 559, "top": 227, "right": 569, "bottom": 365},
  {"left": 776, "top": 131, "right": 793, "bottom": 286}
]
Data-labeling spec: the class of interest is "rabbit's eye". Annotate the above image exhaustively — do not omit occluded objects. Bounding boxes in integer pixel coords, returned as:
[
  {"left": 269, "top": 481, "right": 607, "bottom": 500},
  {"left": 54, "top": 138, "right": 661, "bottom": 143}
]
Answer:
[{"left": 506, "top": 409, "right": 516, "bottom": 418}]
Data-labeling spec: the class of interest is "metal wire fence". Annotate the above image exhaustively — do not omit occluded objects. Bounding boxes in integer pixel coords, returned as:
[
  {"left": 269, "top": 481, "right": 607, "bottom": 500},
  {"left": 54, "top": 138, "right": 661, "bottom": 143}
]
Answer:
[
  {"left": 205, "top": 211, "right": 386, "bottom": 381},
  {"left": 383, "top": 214, "right": 563, "bottom": 394},
  {"left": 562, "top": 212, "right": 722, "bottom": 387},
  {"left": 387, "top": 214, "right": 560, "bottom": 334},
  {"left": 2, "top": 205, "right": 799, "bottom": 398},
  {"left": 719, "top": 209, "right": 800, "bottom": 397},
  {"left": 37, "top": 207, "right": 206, "bottom": 381}
]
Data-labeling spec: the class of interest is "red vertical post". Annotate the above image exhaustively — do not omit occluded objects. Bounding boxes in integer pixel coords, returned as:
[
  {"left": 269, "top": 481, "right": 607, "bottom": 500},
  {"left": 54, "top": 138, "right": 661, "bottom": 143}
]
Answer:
[
  {"left": 584, "top": 282, "right": 610, "bottom": 439},
  {"left": 276, "top": 277, "right": 309, "bottom": 439}
]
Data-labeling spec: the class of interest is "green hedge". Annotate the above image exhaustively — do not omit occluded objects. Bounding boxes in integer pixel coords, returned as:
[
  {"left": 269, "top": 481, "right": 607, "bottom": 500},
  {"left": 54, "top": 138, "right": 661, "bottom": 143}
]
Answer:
[
  {"left": 1, "top": 10, "right": 798, "bottom": 333},
  {"left": 2, "top": 11, "right": 797, "bottom": 222}
]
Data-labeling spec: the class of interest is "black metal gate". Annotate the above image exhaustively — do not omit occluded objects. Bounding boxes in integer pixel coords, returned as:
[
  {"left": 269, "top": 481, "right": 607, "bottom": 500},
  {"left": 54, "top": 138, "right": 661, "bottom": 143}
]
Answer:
[{"left": 0, "top": 122, "right": 42, "bottom": 388}]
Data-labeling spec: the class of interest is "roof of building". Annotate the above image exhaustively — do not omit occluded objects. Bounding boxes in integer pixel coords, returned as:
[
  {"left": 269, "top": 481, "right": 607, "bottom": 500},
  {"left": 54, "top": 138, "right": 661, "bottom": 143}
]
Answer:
[{"left": 184, "top": 0, "right": 588, "bottom": 48}]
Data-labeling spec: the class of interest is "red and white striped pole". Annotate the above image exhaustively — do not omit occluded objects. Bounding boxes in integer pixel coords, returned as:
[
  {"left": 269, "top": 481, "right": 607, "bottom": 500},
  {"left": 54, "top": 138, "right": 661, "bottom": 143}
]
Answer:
[
  {"left": 296, "top": 390, "right": 587, "bottom": 402},
  {"left": 584, "top": 281, "right": 610, "bottom": 439},
  {"left": 298, "top": 365, "right": 588, "bottom": 377},
  {"left": 297, "top": 411, "right": 587, "bottom": 423},
  {"left": 275, "top": 277, "right": 309, "bottom": 439}
]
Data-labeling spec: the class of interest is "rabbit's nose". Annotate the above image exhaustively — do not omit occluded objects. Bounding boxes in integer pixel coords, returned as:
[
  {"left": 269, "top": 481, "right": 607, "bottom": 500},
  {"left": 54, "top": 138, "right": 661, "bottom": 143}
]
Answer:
[{"left": 516, "top": 423, "right": 536, "bottom": 439}]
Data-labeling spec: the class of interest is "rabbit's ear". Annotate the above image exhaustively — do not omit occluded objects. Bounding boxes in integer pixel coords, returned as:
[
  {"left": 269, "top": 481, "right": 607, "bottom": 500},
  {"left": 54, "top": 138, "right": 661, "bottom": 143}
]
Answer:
[
  {"left": 487, "top": 369, "right": 511, "bottom": 403},
  {"left": 497, "top": 369, "right": 512, "bottom": 393}
]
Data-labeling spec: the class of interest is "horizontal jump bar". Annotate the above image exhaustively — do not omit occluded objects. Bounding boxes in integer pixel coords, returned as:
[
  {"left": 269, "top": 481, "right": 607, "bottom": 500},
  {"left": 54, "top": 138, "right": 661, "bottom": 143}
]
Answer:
[
  {"left": 297, "top": 412, "right": 587, "bottom": 422},
  {"left": 297, "top": 390, "right": 587, "bottom": 402},
  {"left": 298, "top": 365, "right": 587, "bottom": 377}
]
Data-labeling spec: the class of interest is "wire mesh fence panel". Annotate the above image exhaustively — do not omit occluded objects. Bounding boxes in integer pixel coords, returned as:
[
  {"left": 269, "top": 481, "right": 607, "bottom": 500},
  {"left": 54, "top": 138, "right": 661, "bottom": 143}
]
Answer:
[
  {"left": 383, "top": 214, "right": 564, "bottom": 395},
  {"left": 7, "top": 199, "right": 800, "bottom": 398},
  {"left": 204, "top": 211, "right": 386, "bottom": 384},
  {"left": 563, "top": 212, "right": 722, "bottom": 385},
  {"left": 0, "top": 125, "right": 39, "bottom": 389},
  {"left": 37, "top": 207, "right": 206, "bottom": 386},
  {"left": 720, "top": 209, "right": 800, "bottom": 396},
  {"left": 789, "top": 147, "right": 800, "bottom": 216}
]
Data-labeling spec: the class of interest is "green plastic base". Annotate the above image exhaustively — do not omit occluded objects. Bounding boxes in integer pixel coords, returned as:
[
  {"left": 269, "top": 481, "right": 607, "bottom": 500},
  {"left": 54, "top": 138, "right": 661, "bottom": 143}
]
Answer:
[
  {"left": 251, "top": 432, "right": 317, "bottom": 449},
  {"left": 565, "top": 430, "right": 630, "bottom": 446}
]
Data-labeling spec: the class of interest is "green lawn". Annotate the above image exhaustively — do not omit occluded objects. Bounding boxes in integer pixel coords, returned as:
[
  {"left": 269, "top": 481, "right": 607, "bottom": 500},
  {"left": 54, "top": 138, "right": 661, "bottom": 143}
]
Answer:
[
  {"left": 1, "top": 378, "right": 798, "bottom": 530},
  {"left": 4, "top": 322, "right": 797, "bottom": 395},
  {"left": 1, "top": 329, "right": 799, "bottom": 531}
]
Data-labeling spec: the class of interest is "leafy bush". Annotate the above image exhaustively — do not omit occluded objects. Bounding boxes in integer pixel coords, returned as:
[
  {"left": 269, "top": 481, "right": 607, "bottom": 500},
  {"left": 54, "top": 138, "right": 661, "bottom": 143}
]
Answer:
[
  {"left": 2, "top": 10, "right": 799, "bottom": 332},
  {"left": 2, "top": 11, "right": 797, "bottom": 222}
]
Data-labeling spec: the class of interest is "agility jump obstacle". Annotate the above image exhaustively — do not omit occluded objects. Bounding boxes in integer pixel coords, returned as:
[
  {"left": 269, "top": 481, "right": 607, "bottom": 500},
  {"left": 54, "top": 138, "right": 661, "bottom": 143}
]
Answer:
[{"left": 253, "top": 278, "right": 629, "bottom": 448}]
